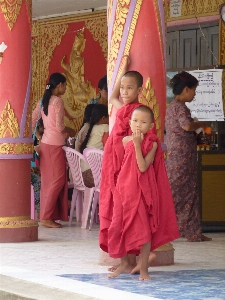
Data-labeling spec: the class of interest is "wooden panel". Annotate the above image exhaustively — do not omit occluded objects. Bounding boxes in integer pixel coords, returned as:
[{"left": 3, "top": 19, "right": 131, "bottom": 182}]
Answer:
[
  {"left": 167, "top": 31, "right": 179, "bottom": 69},
  {"left": 208, "top": 26, "right": 219, "bottom": 66},
  {"left": 202, "top": 154, "right": 225, "bottom": 165},
  {"left": 202, "top": 170, "right": 225, "bottom": 222},
  {"left": 197, "top": 26, "right": 219, "bottom": 67},
  {"left": 197, "top": 28, "right": 208, "bottom": 67},
  {"left": 179, "top": 30, "right": 196, "bottom": 68}
]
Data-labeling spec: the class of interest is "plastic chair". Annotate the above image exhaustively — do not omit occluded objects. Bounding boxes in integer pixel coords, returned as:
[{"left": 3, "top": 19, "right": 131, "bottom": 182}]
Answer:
[
  {"left": 83, "top": 148, "right": 103, "bottom": 230},
  {"left": 62, "top": 146, "right": 95, "bottom": 226}
]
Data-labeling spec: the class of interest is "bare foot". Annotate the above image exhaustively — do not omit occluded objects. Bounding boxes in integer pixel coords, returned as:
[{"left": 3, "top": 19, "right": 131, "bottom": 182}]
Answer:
[
  {"left": 108, "top": 265, "right": 119, "bottom": 272},
  {"left": 53, "top": 220, "right": 62, "bottom": 228},
  {"left": 41, "top": 220, "right": 62, "bottom": 228},
  {"left": 139, "top": 269, "right": 151, "bottom": 281},
  {"left": 201, "top": 234, "right": 212, "bottom": 241},
  {"left": 131, "top": 252, "right": 156, "bottom": 274},
  {"left": 108, "top": 261, "right": 132, "bottom": 278},
  {"left": 108, "top": 263, "right": 135, "bottom": 273}
]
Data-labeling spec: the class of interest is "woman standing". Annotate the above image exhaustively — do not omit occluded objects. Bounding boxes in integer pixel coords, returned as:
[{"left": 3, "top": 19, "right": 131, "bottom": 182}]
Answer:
[
  {"left": 32, "top": 73, "right": 75, "bottom": 228},
  {"left": 165, "top": 71, "right": 211, "bottom": 242}
]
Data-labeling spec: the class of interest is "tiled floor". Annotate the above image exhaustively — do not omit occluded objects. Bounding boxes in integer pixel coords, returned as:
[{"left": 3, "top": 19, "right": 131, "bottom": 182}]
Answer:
[{"left": 0, "top": 222, "right": 225, "bottom": 300}]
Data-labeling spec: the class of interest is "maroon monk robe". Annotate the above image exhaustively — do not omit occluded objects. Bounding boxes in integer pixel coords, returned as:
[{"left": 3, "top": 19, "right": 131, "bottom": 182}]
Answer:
[
  {"left": 107, "top": 132, "right": 180, "bottom": 258},
  {"left": 99, "top": 103, "right": 143, "bottom": 251}
]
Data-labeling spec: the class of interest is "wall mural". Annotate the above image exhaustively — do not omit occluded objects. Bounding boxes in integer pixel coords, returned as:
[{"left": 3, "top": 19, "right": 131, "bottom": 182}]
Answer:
[
  {"left": 31, "top": 11, "right": 108, "bottom": 134},
  {"left": 61, "top": 28, "right": 96, "bottom": 133}
]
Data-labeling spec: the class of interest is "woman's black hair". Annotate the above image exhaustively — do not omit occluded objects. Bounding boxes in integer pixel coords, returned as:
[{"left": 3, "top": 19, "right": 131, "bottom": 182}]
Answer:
[
  {"left": 37, "top": 118, "right": 44, "bottom": 129},
  {"left": 79, "top": 104, "right": 96, "bottom": 131},
  {"left": 42, "top": 73, "right": 66, "bottom": 116},
  {"left": 98, "top": 75, "right": 107, "bottom": 91},
  {"left": 170, "top": 71, "right": 199, "bottom": 95},
  {"left": 83, "top": 104, "right": 96, "bottom": 123},
  {"left": 80, "top": 104, "right": 108, "bottom": 154}
]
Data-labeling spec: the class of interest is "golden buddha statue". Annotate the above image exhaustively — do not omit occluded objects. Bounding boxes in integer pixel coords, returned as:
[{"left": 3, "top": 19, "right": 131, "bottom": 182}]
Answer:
[{"left": 61, "top": 29, "right": 96, "bottom": 134}]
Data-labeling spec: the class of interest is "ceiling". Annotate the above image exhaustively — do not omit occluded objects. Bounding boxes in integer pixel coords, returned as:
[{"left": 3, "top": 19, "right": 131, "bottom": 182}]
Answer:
[{"left": 32, "top": 0, "right": 107, "bottom": 20}]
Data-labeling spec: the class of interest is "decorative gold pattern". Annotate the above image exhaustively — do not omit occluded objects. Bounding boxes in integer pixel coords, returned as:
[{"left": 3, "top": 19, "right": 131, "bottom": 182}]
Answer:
[
  {"left": 31, "top": 21, "right": 41, "bottom": 111},
  {"left": 108, "top": 0, "right": 143, "bottom": 116},
  {"left": 0, "top": 101, "right": 19, "bottom": 138},
  {"left": 107, "top": 0, "right": 114, "bottom": 25},
  {"left": 85, "top": 18, "right": 108, "bottom": 60},
  {"left": 40, "top": 23, "right": 68, "bottom": 98},
  {"left": 165, "top": 0, "right": 224, "bottom": 21},
  {"left": 0, "top": 142, "right": 33, "bottom": 154},
  {"left": 0, "top": 215, "right": 30, "bottom": 221},
  {"left": 23, "top": 96, "right": 32, "bottom": 137},
  {"left": 61, "top": 29, "right": 97, "bottom": 134},
  {"left": 139, "top": 77, "right": 161, "bottom": 139},
  {"left": 0, "top": 216, "right": 38, "bottom": 228},
  {"left": 31, "top": 11, "right": 107, "bottom": 122},
  {"left": 0, "top": 0, "right": 22, "bottom": 30},
  {"left": 107, "top": 0, "right": 131, "bottom": 87}
]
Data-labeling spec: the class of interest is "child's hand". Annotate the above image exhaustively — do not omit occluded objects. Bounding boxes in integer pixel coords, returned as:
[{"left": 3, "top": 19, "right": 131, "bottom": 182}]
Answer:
[
  {"left": 132, "top": 129, "right": 143, "bottom": 146},
  {"left": 121, "top": 55, "right": 130, "bottom": 70}
]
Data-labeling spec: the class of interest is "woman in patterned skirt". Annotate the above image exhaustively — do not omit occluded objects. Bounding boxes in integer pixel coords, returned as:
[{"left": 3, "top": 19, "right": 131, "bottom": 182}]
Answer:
[{"left": 165, "top": 71, "right": 211, "bottom": 242}]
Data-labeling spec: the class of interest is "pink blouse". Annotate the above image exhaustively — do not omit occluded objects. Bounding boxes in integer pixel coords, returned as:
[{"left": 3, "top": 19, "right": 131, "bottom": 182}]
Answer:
[{"left": 32, "top": 96, "right": 65, "bottom": 146}]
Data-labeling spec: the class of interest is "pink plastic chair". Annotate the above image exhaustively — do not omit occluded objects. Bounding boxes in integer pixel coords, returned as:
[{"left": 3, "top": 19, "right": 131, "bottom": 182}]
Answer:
[
  {"left": 62, "top": 146, "right": 95, "bottom": 226},
  {"left": 83, "top": 148, "right": 103, "bottom": 230}
]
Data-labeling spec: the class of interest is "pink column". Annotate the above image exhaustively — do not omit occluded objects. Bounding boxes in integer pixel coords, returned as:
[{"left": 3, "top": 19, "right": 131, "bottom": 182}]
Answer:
[{"left": 0, "top": 1, "right": 38, "bottom": 242}]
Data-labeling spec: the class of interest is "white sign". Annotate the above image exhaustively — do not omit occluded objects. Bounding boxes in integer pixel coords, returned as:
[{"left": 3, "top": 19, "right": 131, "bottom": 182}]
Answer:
[
  {"left": 170, "top": 0, "right": 182, "bottom": 18},
  {"left": 186, "top": 69, "right": 224, "bottom": 121}
]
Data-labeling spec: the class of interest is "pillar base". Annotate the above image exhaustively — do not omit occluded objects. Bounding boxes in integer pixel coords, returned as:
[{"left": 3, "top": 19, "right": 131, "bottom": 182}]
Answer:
[
  {"left": 0, "top": 222, "right": 38, "bottom": 243},
  {"left": 149, "top": 243, "right": 174, "bottom": 266},
  {"left": 99, "top": 243, "right": 174, "bottom": 267}
]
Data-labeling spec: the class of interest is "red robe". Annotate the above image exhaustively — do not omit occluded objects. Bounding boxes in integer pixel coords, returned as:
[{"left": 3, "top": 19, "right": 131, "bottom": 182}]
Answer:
[
  {"left": 108, "top": 132, "right": 180, "bottom": 258},
  {"left": 99, "top": 103, "right": 143, "bottom": 252}
]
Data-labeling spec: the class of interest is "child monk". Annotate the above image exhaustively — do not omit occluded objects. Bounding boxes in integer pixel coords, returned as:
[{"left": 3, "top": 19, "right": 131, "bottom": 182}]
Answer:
[
  {"left": 108, "top": 106, "right": 180, "bottom": 280},
  {"left": 99, "top": 56, "right": 145, "bottom": 272},
  {"left": 99, "top": 56, "right": 179, "bottom": 276}
]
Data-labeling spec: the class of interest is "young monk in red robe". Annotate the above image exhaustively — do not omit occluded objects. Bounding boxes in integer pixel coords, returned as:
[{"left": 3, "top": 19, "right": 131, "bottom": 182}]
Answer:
[
  {"left": 99, "top": 56, "right": 179, "bottom": 277},
  {"left": 108, "top": 106, "right": 180, "bottom": 280},
  {"left": 99, "top": 56, "right": 146, "bottom": 272}
]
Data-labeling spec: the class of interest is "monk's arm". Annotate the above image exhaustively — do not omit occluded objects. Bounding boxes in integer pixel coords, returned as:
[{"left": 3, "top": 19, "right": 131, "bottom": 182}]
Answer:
[
  {"left": 109, "top": 55, "right": 130, "bottom": 110},
  {"left": 134, "top": 142, "right": 157, "bottom": 173}
]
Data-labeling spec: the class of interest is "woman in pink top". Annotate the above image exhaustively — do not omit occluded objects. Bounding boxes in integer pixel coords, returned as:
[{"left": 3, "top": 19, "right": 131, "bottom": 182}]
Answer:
[{"left": 32, "top": 73, "right": 75, "bottom": 228}]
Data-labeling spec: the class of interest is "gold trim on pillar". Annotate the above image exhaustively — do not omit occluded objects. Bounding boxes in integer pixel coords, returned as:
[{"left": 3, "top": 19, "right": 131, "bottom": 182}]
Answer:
[
  {"left": 0, "top": 142, "right": 33, "bottom": 154},
  {"left": 0, "top": 101, "right": 19, "bottom": 138},
  {"left": 23, "top": 97, "right": 32, "bottom": 137},
  {"left": 0, "top": 215, "right": 38, "bottom": 228},
  {"left": 85, "top": 18, "right": 108, "bottom": 60},
  {"left": 0, "top": 0, "right": 22, "bottom": 30},
  {"left": 107, "top": 0, "right": 131, "bottom": 87},
  {"left": 118, "top": 0, "right": 143, "bottom": 80},
  {"left": 139, "top": 77, "right": 161, "bottom": 139},
  {"left": 107, "top": 0, "right": 114, "bottom": 25},
  {"left": 108, "top": 0, "right": 143, "bottom": 116}
]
